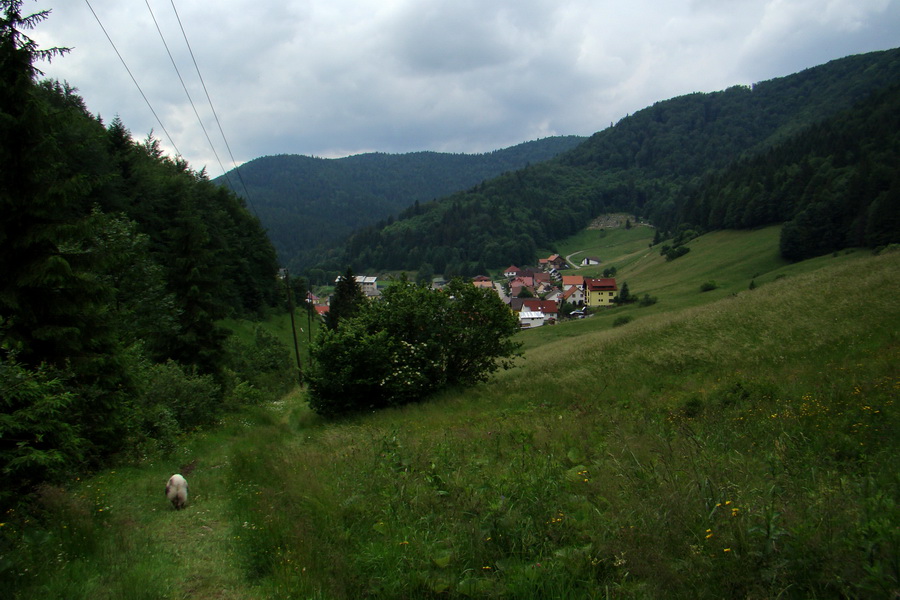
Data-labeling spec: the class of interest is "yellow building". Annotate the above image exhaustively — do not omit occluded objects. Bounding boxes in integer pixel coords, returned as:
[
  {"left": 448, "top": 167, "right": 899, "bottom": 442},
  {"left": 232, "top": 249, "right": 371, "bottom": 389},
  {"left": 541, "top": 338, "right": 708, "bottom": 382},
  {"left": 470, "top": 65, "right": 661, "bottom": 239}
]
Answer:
[{"left": 583, "top": 278, "right": 618, "bottom": 307}]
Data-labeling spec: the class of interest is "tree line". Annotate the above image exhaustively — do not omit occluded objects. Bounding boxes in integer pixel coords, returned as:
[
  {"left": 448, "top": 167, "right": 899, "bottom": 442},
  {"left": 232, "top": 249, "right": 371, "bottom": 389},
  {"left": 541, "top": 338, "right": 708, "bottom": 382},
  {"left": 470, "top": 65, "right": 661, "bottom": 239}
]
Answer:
[
  {"left": 677, "top": 83, "right": 900, "bottom": 260},
  {"left": 0, "top": 1, "right": 290, "bottom": 507}
]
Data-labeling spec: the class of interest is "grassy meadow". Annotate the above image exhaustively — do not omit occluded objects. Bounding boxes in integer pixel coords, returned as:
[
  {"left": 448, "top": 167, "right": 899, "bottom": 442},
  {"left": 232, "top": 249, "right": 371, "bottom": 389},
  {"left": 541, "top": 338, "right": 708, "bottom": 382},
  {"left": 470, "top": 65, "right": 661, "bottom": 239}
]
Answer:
[{"left": 2, "top": 231, "right": 898, "bottom": 599}]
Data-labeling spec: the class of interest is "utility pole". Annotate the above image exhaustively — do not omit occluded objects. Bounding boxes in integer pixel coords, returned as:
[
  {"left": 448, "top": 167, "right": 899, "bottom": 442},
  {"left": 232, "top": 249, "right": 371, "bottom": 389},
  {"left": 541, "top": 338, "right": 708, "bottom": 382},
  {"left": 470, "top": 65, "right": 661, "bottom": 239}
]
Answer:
[
  {"left": 306, "top": 295, "right": 313, "bottom": 360},
  {"left": 284, "top": 268, "right": 303, "bottom": 386}
]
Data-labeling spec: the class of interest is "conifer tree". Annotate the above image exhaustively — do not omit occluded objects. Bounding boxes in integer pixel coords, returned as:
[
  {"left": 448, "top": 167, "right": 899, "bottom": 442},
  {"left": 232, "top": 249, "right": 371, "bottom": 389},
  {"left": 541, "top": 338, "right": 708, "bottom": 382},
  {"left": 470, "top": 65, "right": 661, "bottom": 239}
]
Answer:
[
  {"left": 0, "top": 1, "right": 131, "bottom": 469},
  {"left": 0, "top": 1, "right": 111, "bottom": 369},
  {"left": 325, "top": 267, "right": 365, "bottom": 330}
]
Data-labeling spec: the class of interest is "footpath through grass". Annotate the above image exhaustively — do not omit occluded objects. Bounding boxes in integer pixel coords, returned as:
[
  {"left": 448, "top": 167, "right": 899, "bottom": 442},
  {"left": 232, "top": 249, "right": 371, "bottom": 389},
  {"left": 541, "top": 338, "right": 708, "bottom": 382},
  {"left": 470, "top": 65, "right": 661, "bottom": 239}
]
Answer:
[
  {"left": 0, "top": 397, "right": 303, "bottom": 599},
  {"left": 3, "top": 244, "right": 899, "bottom": 599}
]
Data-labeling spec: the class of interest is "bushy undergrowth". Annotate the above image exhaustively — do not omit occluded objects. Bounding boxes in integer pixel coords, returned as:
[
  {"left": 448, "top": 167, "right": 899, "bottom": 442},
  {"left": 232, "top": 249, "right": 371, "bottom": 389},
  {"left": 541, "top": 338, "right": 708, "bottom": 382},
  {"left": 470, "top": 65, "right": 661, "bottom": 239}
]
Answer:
[
  {"left": 0, "top": 322, "right": 294, "bottom": 507},
  {"left": 113, "top": 325, "right": 295, "bottom": 464}
]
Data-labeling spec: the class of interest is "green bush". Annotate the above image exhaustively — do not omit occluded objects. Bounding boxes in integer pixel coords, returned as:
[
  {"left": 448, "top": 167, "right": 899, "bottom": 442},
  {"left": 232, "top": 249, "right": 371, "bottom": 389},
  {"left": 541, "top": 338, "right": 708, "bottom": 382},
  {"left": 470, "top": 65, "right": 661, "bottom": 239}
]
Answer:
[
  {"left": 613, "top": 315, "right": 634, "bottom": 327},
  {"left": 638, "top": 293, "right": 658, "bottom": 307},
  {"left": 306, "top": 278, "right": 521, "bottom": 416},
  {"left": 135, "top": 360, "right": 221, "bottom": 433},
  {"left": 664, "top": 245, "right": 691, "bottom": 261},
  {"left": 224, "top": 326, "right": 294, "bottom": 397},
  {"left": 0, "top": 358, "right": 86, "bottom": 507},
  {"left": 700, "top": 281, "right": 718, "bottom": 292},
  {"left": 306, "top": 324, "right": 397, "bottom": 416}
]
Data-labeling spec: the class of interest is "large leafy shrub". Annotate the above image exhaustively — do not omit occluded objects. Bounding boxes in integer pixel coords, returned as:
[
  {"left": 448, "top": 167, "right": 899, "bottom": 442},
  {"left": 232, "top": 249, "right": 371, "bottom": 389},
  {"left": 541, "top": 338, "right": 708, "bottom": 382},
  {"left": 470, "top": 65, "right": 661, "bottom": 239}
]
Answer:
[
  {"left": 306, "top": 278, "right": 520, "bottom": 416},
  {"left": 224, "top": 325, "right": 294, "bottom": 397}
]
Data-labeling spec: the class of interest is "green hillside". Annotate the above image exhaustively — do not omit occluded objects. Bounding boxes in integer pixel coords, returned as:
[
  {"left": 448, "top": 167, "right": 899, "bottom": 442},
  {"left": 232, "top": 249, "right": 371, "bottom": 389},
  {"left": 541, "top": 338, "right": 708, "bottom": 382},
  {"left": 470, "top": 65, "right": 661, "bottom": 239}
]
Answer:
[
  {"left": 327, "top": 48, "right": 900, "bottom": 280},
  {"left": 214, "top": 136, "right": 585, "bottom": 272},
  {"left": 5, "top": 230, "right": 898, "bottom": 599}
]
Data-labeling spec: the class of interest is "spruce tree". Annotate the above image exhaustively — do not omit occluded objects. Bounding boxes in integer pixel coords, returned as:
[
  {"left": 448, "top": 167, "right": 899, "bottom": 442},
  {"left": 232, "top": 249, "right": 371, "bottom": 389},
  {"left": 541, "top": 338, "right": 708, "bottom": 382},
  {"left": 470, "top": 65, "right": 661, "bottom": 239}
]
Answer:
[
  {"left": 0, "top": 1, "right": 114, "bottom": 370},
  {"left": 325, "top": 267, "right": 365, "bottom": 330},
  {"left": 0, "top": 1, "right": 131, "bottom": 467}
]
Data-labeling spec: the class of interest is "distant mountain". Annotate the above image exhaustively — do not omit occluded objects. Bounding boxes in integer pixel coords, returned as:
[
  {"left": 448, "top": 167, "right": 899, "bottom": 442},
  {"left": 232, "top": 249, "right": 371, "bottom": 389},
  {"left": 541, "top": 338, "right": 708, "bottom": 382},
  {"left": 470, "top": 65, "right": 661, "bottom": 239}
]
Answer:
[
  {"left": 214, "top": 136, "right": 586, "bottom": 271},
  {"left": 324, "top": 48, "right": 900, "bottom": 280}
]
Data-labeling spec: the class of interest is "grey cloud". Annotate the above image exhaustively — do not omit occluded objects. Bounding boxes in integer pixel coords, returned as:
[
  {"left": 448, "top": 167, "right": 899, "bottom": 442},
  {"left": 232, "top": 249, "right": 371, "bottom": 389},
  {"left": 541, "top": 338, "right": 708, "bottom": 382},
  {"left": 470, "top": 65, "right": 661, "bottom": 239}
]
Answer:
[{"left": 29, "top": 0, "right": 900, "bottom": 171}]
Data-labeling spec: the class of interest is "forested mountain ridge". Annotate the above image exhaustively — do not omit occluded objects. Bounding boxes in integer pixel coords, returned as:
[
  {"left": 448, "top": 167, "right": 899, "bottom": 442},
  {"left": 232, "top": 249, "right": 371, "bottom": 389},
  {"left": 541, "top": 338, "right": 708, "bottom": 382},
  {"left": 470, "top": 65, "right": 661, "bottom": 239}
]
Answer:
[
  {"left": 321, "top": 48, "right": 900, "bottom": 280},
  {"left": 683, "top": 83, "right": 900, "bottom": 261},
  {"left": 214, "top": 136, "right": 585, "bottom": 272}
]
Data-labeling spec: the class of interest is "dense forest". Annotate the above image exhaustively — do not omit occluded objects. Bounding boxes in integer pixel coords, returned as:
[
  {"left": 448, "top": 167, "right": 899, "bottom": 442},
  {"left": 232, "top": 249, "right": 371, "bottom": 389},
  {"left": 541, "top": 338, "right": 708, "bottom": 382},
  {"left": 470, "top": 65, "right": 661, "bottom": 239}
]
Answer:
[
  {"left": 680, "top": 84, "right": 900, "bottom": 260},
  {"left": 214, "top": 136, "right": 585, "bottom": 273},
  {"left": 322, "top": 48, "right": 900, "bottom": 278},
  {"left": 0, "top": 2, "right": 290, "bottom": 507}
]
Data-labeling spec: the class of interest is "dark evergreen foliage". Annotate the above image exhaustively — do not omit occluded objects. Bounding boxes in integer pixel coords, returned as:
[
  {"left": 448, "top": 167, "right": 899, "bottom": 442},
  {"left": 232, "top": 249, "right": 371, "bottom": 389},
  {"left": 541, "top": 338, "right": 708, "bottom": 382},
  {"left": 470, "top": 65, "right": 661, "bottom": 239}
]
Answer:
[
  {"left": 0, "top": 2, "right": 285, "bottom": 506},
  {"left": 213, "top": 137, "right": 586, "bottom": 272},
  {"left": 685, "top": 84, "right": 900, "bottom": 260},
  {"left": 324, "top": 267, "right": 366, "bottom": 331}
]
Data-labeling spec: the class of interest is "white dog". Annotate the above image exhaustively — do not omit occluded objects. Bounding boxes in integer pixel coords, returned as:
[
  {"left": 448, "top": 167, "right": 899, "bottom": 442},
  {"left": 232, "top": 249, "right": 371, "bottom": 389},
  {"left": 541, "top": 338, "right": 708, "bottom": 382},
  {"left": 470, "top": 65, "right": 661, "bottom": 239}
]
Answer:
[{"left": 165, "top": 474, "right": 189, "bottom": 510}]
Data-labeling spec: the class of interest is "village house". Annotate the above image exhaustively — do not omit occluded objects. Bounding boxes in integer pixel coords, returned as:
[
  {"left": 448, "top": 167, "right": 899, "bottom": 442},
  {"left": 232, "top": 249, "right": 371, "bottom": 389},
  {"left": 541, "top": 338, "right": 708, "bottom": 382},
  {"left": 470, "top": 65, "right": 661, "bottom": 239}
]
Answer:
[
  {"left": 562, "top": 285, "right": 585, "bottom": 306},
  {"left": 509, "top": 280, "right": 536, "bottom": 298},
  {"left": 522, "top": 299, "right": 559, "bottom": 320},
  {"left": 518, "top": 310, "right": 545, "bottom": 328},
  {"left": 544, "top": 288, "right": 564, "bottom": 304},
  {"left": 583, "top": 277, "right": 618, "bottom": 307},
  {"left": 562, "top": 275, "right": 584, "bottom": 290},
  {"left": 335, "top": 274, "right": 380, "bottom": 298},
  {"left": 538, "top": 254, "right": 567, "bottom": 271},
  {"left": 536, "top": 280, "right": 556, "bottom": 295},
  {"left": 504, "top": 265, "right": 522, "bottom": 278},
  {"left": 472, "top": 275, "right": 494, "bottom": 289}
]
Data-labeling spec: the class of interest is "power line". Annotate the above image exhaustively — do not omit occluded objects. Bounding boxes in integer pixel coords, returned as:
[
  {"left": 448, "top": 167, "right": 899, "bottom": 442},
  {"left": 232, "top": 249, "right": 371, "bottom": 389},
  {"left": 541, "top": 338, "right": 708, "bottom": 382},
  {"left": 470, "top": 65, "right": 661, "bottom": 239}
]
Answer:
[
  {"left": 85, "top": 0, "right": 258, "bottom": 216},
  {"left": 168, "top": 0, "right": 256, "bottom": 213},
  {"left": 83, "top": 0, "right": 182, "bottom": 158},
  {"left": 143, "top": 0, "right": 234, "bottom": 188}
]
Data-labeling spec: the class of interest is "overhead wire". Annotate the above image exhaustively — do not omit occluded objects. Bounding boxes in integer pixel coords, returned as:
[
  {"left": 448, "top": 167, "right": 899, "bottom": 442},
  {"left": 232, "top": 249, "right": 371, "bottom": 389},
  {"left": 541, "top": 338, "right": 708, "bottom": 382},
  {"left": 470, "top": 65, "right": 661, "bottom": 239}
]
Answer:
[
  {"left": 83, "top": 0, "right": 183, "bottom": 157},
  {"left": 85, "top": 0, "right": 258, "bottom": 217},
  {"left": 168, "top": 0, "right": 256, "bottom": 210},
  {"left": 143, "top": 0, "right": 234, "bottom": 189}
]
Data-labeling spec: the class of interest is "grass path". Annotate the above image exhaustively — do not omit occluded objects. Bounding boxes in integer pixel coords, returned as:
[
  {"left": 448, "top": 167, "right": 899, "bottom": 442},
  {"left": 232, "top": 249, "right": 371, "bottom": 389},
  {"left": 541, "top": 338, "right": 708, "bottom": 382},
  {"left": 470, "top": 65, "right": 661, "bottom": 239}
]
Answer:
[
  {"left": 7, "top": 394, "right": 303, "bottom": 600},
  {"left": 152, "top": 399, "right": 301, "bottom": 600}
]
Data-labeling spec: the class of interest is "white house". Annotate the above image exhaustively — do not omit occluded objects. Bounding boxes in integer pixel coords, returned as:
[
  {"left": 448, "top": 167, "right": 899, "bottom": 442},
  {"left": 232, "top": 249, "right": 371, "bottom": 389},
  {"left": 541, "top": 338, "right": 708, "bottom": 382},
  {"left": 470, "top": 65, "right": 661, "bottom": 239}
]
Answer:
[
  {"left": 504, "top": 265, "right": 522, "bottom": 278},
  {"left": 562, "top": 286, "right": 585, "bottom": 306},
  {"left": 518, "top": 310, "right": 545, "bottom": 328},
  {"left": 335, "top": 274, "right": 380, "bottom": 297}
]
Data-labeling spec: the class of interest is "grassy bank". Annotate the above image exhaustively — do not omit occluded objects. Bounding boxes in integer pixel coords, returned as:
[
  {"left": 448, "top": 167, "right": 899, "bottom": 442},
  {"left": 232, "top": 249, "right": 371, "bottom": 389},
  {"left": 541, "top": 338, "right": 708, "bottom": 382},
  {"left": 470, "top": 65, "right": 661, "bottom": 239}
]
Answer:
[{"left": 2, "top": 242, "right": 898, "bottom": 599}]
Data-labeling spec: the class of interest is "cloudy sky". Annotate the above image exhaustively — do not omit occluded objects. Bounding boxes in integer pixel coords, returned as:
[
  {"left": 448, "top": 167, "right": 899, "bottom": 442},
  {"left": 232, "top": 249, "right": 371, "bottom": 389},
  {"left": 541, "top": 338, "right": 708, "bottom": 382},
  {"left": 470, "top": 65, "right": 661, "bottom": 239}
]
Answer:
[{"left": 30, "top": 0, "right": 900, "bottom": 174}]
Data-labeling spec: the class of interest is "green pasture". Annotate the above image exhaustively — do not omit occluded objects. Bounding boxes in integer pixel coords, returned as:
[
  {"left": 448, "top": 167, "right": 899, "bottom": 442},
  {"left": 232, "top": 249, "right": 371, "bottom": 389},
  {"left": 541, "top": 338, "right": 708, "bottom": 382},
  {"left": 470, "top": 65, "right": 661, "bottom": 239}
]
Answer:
[{"left": 3, "top": 234, "right": 898, "bottom": 599}]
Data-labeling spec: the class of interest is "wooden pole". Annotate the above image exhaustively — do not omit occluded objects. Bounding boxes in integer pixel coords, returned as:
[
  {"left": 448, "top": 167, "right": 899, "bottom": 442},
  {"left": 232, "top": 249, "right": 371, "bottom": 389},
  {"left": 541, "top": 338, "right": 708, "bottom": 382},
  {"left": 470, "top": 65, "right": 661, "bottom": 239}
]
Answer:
[{"left": 284, "top": 269, "right": 303, "bottom": 386}]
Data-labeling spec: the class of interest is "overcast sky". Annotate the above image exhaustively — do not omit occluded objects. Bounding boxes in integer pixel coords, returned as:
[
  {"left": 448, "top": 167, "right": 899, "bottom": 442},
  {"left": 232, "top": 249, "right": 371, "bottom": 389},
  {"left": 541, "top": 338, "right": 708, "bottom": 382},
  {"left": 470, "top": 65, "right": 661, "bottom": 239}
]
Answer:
[{"left": 29, "top": 0, "right": 900, "bottom": 175}]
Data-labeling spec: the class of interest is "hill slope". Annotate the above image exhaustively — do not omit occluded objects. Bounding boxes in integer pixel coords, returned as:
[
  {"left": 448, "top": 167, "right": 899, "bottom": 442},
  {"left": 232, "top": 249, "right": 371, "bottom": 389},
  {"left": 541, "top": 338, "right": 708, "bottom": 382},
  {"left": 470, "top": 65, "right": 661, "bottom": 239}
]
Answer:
[
  {"left": 328, "top": 48, "right": 900, "bottom": 278},
  {"left": 215, "top": 136, "right": 585, "bottom": 271},
  {"left": 7, "top": 238, "right": 897, "bottom": 599}
]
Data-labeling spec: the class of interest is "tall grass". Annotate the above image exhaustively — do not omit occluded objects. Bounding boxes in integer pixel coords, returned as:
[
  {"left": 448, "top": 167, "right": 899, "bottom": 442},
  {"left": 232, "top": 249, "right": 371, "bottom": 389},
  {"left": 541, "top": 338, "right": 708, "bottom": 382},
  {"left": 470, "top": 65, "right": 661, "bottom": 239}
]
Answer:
[
  {"left": 3, "top": 246, "right": 897, "bottom": 599},
  {"left": 226, "top": 250, "right": 899, "bottom": 598}
]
